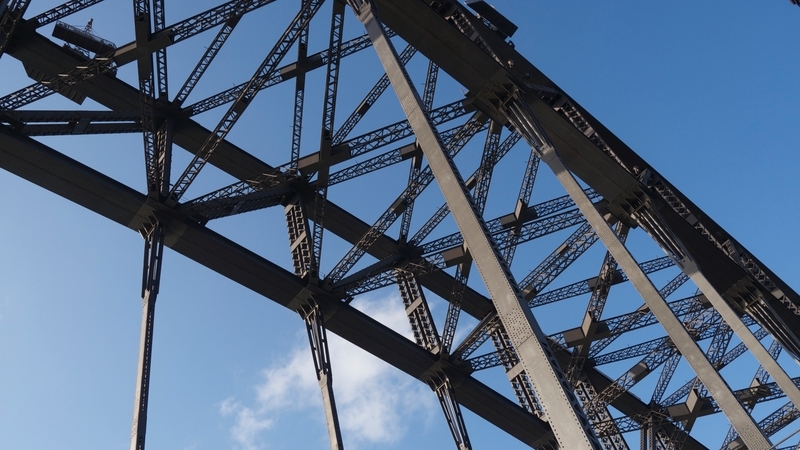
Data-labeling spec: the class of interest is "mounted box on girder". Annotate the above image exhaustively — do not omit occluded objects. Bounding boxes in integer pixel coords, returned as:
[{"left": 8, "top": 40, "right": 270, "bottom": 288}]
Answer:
[
  {"left": 563, "top": 312, "right": 610, "bottom": 347},
  {"left": 442, "top": 244, "right": 470, "bottom": 267},
  {"left": 498, "top": 199, "right": 537, "bottom": 231},
  {"left": 627, "top": 361, "right": 650, "bottom": 382},
  {"left": 398, "top": 142, "right": 421, "bottom": 161},
  {"left": 586, "top": 271, "right": 624, "bottom": 290},
  {"left": 279, "top": 54, "right": 324, "bottom": 80},
  {"left": 465, "top": 0, "right": 517, "bottom": 39},
  {"left": 297, "top": 144, "right": 352, "bottom": 175},
  {"left": 52, "top": 21, "right": 116, "bottom": 55},
  {"left": 666, "top": 388, "right": 715, "bottom": 422}
]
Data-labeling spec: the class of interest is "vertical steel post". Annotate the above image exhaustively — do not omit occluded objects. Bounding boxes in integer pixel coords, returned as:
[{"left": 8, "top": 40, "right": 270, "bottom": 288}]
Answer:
[
  {"left": 130, "top": 222, "right": 165, "bottom": 450},
  {"left": 393, "top": 271, "right": 474, "bottom": 449},
  {"left": 428, "top": 373, "right": 472, "bottom": 450},
  {"left": 130, "top": 0, "right": 171, "bottom": 446},
  {"left": 301, "top": 303, "right": 345, "bottom": 450}
]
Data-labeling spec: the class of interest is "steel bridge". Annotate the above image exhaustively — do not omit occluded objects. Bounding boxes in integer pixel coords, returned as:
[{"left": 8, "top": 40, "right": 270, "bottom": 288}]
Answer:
[{"left": 1, "top": 0, "right": 799, "bottom": 449}]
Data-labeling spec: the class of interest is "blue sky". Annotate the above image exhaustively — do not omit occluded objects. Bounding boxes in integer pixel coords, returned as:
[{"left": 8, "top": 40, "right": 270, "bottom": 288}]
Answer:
[{"left": 1, "top": 1, "right": 799, "bottom": 449}]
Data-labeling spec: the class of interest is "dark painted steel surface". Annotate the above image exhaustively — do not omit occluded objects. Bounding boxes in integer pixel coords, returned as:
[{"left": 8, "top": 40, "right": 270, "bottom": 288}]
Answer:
[{"left": 1, "top": 0, "right": 797, "bottom": 448}]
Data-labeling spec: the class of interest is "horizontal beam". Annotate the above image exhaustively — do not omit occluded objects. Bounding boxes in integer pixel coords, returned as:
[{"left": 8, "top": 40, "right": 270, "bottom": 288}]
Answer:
[
  {"left": 6, "top": 28, "right": 498, "bottom": 322},
  {"left": 0, "top": 125, "right": 554, "bottom": 447}
]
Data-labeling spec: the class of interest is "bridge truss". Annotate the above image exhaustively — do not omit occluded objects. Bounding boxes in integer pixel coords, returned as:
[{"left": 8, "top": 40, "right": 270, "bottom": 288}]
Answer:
[{"left": 1, "top": 0, "right": 799, "bottom": 449}]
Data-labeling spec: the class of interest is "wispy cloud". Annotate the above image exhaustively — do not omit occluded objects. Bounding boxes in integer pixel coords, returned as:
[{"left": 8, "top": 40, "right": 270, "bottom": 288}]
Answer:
[
  {"left": 219, "top": 294, "right": 437, "bottom": 449},
  {"left": 219, "top": 397, "right": 274, "bottom": 450}
]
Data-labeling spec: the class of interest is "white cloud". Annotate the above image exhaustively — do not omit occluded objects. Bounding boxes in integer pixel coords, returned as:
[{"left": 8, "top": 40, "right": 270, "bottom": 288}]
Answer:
[
  {"left": 219, "top": 294, "right": 437, "bottom": 449},
  {"left": 219, "top": 397, "right": 273, "bottom": 450},
  {"left": 254, "top": 347, "right": 318, "bottom": 411}
]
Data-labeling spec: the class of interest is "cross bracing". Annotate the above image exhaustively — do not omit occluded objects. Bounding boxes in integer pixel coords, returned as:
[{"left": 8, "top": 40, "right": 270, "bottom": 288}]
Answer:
[{"left": 1, "top": 1, "right": 798, "bottom": 449}]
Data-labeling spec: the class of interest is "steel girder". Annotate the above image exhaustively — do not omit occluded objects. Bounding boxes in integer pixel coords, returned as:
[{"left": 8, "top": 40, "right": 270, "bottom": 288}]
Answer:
[
  {"left": 0, "top": 126, "right": 555, "bottom": 447},
  {"left": 1, "top": 1, "right": 798, "bottom": 449}
]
